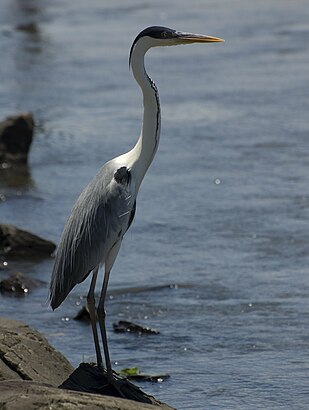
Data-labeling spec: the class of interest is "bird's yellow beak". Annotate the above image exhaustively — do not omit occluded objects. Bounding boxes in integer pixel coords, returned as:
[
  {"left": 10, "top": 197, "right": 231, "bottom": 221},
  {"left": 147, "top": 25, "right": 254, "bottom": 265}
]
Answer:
[{"left": 177, "top": 32, "right": 224, "bottom": 44}]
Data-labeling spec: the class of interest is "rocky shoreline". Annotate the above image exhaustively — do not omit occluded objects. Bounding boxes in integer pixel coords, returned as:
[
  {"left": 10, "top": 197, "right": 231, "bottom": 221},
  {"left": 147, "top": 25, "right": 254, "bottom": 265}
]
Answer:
[{"left": 0, "top": 317, "right": 175, "bottom": 410}]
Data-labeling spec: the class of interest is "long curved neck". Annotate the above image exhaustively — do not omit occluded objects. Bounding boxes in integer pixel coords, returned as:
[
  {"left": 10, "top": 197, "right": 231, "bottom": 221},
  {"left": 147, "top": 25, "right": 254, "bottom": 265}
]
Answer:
[{"left": 128, "top": 43, "right": 161, "bottom": 190}]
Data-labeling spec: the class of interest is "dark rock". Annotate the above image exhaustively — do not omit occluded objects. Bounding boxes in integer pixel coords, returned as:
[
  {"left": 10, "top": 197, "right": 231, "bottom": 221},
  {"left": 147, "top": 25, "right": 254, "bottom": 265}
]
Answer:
[
  {"left": 60, "top": 363, "right": 172, "bottom": 407},
  {"left": 125, "top": 373, "right": 170, "bottom": 383},
  {"left": 0, "top": 223, "right": 56, "bottom": 258},
  {"left": 16, "top": 22, "right": 39, "bottom": 35},
  {"left": 0, "top": 163, "right": 34, "bottom": 188},
  {"left": 0, "top": 113, "right": 34, "bottom": 164},
  {"left": 74, "top": 304, "right": 91, "bottom": 323},
  {"left": 113, "top": 320, "right": 160, "bottom": 335},
  {"left": 0, "top": 271, "right": 45, "bottom": 295}
]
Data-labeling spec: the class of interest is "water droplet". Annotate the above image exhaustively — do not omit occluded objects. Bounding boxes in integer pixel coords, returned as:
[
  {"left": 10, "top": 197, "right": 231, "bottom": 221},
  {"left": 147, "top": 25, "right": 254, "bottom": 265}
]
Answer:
[{"left": 214, "top": 178, "right": 221, "bottom": 185}]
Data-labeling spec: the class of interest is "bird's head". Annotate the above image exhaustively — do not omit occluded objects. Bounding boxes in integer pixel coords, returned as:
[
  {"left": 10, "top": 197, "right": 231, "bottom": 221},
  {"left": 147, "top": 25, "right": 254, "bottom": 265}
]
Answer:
[{"left": 129, "top": 26, "right": 224, "bottom": 65}]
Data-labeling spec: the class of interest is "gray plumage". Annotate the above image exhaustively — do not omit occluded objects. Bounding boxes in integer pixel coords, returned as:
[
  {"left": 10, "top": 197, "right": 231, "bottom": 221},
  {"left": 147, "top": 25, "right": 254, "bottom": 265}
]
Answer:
[{"left": 50, "top": 161, "right": 135, "bottom": 309}]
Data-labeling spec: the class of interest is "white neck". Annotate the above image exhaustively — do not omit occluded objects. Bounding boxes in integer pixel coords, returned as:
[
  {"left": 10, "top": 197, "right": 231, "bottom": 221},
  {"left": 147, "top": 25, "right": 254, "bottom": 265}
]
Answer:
[{"left": 125, "top": 39, "right": 161, "bottom": 191}]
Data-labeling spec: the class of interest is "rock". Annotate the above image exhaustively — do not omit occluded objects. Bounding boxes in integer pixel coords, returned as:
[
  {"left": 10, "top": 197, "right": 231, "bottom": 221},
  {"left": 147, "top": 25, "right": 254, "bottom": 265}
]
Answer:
[
  {"left": 60, "top": 363, "right": 172, "bottom": 407},
  {"left": 125, "top": 374, "right": 170, "bottom": 383},
  {"left": 74, "top": 304, "right": 91, "bottom": 323},
  {"left": 0, "top": 223, "right": 56, "bottom": 258},
  {"left": 0, "top": 271, "right": 45, "bottom": 295},
  {"left": 0, "top": 316, "right": 73, "bottom": 385},
  {"left": 119, "top": 367, "right": 170, "bottom": 383},
  {"left": 0, "top": 112, "right": 34, "bottom": 164},
  {"left": 74, "top": 310, "right": 161, "bottom": 336},
  {"left": 0, "top": 317, "right": 175, "bottom": 410},
  {"left": 16, "top": 22, "right": 39, "bottom": 35},
  {"left": 113, "top": 320, "right": 160, "bottom": 335},
  {"left": 0, "top": 163, "right": 33, "bottom": 188},
  {"left": 0, "top": 381, "right": 170, "bottom": 410}
]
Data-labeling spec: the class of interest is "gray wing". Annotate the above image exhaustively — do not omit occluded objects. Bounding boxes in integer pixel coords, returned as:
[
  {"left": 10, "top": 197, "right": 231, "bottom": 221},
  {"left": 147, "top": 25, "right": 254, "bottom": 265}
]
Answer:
[{"left": 49, "top": 162, "right": 136, "bottom": 309}]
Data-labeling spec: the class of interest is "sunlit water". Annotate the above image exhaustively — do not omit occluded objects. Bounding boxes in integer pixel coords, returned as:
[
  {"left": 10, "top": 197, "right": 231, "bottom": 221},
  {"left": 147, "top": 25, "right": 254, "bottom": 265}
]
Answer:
[{"left": 1, "top": 1, "right": 309, "bottom": 409}]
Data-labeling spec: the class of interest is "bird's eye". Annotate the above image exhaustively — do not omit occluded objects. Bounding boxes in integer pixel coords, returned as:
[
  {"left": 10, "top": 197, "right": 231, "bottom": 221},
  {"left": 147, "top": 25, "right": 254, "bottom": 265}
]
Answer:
[{"left": 161, "top": 31, "right": 169, "bottom": 39}]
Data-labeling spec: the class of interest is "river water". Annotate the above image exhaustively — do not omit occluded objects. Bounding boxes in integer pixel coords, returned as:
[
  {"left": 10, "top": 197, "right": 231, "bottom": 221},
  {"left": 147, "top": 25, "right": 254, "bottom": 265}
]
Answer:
[{"left": 1, "top": 0, "right": 309, "bottom": 409}]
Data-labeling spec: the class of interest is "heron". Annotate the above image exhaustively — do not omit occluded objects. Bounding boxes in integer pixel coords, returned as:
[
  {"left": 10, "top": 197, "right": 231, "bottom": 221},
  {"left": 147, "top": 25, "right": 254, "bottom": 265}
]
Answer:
[{"left": 49, "top": 26, "right": 223, "bottom": 388}]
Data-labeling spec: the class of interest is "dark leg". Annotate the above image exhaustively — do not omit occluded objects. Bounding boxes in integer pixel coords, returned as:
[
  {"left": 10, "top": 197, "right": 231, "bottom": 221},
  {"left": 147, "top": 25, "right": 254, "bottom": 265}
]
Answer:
[
  {"left": 97, "top": 269, "right": 112, "bottom": 380},
  {"left": 87, "top": 266, "right": 103, "bottom": 368},
  {"left": 97, "top": 241, "right": 121, "bottom": 383}
]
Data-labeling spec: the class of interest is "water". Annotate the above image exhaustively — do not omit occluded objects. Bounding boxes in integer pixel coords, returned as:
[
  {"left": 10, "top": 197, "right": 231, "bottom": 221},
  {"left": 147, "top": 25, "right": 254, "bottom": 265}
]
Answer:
[{"left": 1, "top": 0, "right": 309, "bottom": 408}]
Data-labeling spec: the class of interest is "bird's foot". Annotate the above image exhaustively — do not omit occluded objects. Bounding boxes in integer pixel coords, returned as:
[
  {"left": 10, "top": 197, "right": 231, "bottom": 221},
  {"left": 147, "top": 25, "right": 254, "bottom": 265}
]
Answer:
[
  {"left": 92, "top": 366, "right": 151, "bottom": 402},
  {"left": 95, "top": 368, "right": 128, "bottom": 398},
  {"left": 107, "top": 376, "right": 128, "bottom": 398}
]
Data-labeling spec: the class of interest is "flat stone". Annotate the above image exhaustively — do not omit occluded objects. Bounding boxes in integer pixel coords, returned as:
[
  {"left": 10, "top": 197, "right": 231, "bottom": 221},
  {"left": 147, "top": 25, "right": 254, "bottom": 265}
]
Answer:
[
  {"left": 0, "top": 316, "right": 73, "bottom": 385},
  {"left": 0, "top": 380, "right": 168, "bottom": 410}
]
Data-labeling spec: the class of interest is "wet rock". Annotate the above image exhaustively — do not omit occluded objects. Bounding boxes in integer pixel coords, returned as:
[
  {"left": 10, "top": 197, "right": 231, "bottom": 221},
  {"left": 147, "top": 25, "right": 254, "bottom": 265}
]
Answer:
[
  {"left": 0, "top": 223, "right": 56, "bottom": 258},
  {"left": 75, "top": 311, "right": 160, "bottom": 337},
  {"left": 74, "top": 304, "right": 91, "bottom": 323},
  {"left": 60, "top": 363, "right": 172, "bottom": 407},
  {"left": 0, "top": 271, "right": 45, "bottom": 295},
  {"left": 16, "top": 22, "right": 39, "bottom": 35},
  {"left": 0, "top": 163, "right": 34, "bottom": 188},
  {"left": 126, "top": 374, "right": 170, "bottom": 383},
  {"left": 113, "top": 320, "right": 160, "bottom": 335},
  {"left": 0, "top": 317, "right": 174, "bottom": 410},
  {"left": 119, "top": 367, "right": 170, "bottom": 383},
  {"left": 0, "top": 112, "right": 34, "bottom": 164}
]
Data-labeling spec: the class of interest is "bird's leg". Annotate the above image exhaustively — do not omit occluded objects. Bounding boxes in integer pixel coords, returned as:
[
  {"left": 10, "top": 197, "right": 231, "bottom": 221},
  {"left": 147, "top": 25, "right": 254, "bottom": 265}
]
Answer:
[
  {"left": 87, "top": 266, "right": 103, "bottom": 368},
  {"left": 97, "top": 240, "right": 122, "bottom": 384},
  {"left": 97, "top": 269, "right": 113, "bottom": 381},
  {"left": 97, "top": 266, "right": 127, "bottom": 398}
]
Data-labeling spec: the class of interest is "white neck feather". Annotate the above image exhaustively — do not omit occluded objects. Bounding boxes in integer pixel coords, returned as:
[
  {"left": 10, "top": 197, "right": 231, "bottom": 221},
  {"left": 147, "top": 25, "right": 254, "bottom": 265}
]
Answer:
[{"left": 124, "top": 38, "right": 161, "bottom": 191}]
